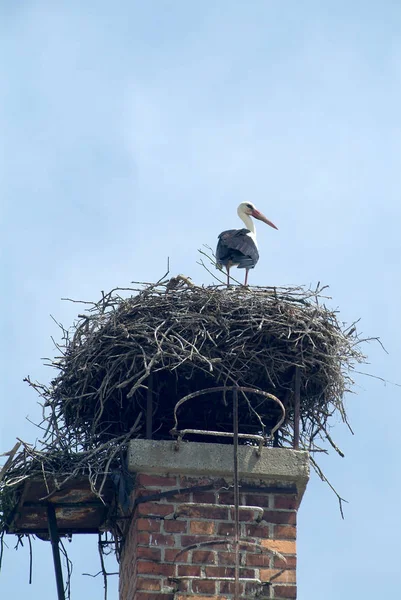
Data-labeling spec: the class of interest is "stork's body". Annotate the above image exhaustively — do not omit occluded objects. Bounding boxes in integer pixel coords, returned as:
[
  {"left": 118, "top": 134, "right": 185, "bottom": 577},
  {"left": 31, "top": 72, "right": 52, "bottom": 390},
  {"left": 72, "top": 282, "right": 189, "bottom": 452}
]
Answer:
[{"left": 216, "top": 202, "right": 277, "bottom": 286}]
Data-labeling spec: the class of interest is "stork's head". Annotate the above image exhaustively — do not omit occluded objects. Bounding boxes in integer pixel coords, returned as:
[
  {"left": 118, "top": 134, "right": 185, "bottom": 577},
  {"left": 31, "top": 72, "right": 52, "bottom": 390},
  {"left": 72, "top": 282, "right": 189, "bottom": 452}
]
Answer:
[{"left": 238, "top": 202, "right": 278, "bottom": 230}]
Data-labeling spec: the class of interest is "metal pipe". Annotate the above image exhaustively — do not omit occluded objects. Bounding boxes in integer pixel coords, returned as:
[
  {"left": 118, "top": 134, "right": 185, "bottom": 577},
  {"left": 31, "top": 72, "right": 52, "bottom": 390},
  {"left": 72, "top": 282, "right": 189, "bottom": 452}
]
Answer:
[
  {"left": 294, "top": 367, "right": 301, "bottom": 449},
  {"left": 171, "top": 386, "right": 285, "bottom": 438},
  {"left": 146, "top": 372, "right": 153, "bottom": 439},
  {"left": 171, "top": 428, "right": 265, "bottom": 443},
  {"left": 233, "top": 388, "right": 240, "bottom": 600},
  {"left": 47, "top": 503, "right": 65, "bottom": 600}
]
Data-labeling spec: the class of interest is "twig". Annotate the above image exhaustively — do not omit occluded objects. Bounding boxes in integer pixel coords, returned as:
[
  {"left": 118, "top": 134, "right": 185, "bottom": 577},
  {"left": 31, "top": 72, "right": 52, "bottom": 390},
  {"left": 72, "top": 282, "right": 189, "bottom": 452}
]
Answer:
[{"left": 310, "top": 456, "right": 348, "bottom": 519}]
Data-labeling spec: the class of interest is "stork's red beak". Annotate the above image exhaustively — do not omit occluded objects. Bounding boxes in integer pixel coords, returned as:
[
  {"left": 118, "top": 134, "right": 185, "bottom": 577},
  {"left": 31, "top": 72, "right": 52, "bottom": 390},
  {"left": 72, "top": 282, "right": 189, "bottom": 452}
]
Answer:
[{"left": 252, "top": 209, "right": 278, "bottom": 230}]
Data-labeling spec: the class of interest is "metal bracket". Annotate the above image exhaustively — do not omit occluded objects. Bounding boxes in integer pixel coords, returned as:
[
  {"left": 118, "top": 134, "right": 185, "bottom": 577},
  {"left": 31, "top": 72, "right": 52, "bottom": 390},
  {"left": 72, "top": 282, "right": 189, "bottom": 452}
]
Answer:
[
  {"left": 170, "top": 385, "right": 285, "bottom": 455},
  {"left": 170, "top": 386, "right": 286, "bottom": 600},
  {"left": 47, "top": 503, "right": 65, "bottom": 600}
]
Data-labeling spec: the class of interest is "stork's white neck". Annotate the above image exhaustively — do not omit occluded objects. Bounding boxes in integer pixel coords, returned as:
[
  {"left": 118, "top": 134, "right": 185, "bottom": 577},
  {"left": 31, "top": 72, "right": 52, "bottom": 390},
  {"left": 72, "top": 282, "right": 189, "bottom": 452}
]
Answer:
[
  {"left": 239, "top": 212, "right": 256, "bottom": 235},
  {"left": 239, "top": 211, "right": 258, "bottom": 249}
]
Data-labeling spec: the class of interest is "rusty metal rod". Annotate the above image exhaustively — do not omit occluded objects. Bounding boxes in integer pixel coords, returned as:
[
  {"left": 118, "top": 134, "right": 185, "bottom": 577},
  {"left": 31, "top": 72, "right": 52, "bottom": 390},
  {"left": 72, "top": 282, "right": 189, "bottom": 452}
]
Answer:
[
  {"left": 171, "top": 576, "right": 261, "bottom": 583},
  {"left": 233, "top": 388, "right": 240, "bottom": 600},
  {"left": 47, "top": 503, "right": 65, "bottom": 600},
  {"left": 146, "top": 372, "right": 153, "bottom": 439},
  {"left": 172, "top": 386, "right": 286, "bottom": 438},
  {"left": 171, "top": 428, "right": 265, "bottom": 442},
  {"left": 294, "top": 367, "right": 301, "bottom": 449}
]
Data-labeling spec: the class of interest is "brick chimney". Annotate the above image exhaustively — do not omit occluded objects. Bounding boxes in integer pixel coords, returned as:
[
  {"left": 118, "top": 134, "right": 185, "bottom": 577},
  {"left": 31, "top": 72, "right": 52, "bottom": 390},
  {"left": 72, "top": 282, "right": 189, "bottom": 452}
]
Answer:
[{"left": 119, "top": 440, "right": 309, "bottom": 600}]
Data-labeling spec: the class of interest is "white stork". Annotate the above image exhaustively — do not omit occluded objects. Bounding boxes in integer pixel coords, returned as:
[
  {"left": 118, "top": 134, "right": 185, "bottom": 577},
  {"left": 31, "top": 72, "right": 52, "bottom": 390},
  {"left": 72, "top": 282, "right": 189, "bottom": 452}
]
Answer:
[{"left": 216, "top": 202, "right": 278, "bottom": 286}]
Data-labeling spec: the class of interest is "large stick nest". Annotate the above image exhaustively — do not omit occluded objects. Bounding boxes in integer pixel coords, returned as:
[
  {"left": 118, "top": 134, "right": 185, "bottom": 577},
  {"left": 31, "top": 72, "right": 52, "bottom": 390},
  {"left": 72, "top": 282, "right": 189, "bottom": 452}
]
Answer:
[
  {"left": 0, "top": 278, "right": 370, "bottom": 547},
  {"left": 32, "top": 279, "right": 366, "bottom": 452}
]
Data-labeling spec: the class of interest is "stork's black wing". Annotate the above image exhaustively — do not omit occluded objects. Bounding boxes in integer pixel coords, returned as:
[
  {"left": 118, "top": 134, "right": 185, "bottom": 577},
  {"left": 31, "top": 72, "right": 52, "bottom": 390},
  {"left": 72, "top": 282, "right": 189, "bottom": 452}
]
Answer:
[{"left": 216, "top": 228, "right": 259, "bottom": 269}]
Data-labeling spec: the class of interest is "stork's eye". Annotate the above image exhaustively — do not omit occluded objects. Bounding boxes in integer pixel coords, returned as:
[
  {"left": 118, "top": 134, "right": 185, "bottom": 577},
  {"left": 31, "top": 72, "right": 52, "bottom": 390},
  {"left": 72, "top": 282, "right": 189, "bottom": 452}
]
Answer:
[{"left": 246, "top": 203, "right": 253, "bottom": 209}]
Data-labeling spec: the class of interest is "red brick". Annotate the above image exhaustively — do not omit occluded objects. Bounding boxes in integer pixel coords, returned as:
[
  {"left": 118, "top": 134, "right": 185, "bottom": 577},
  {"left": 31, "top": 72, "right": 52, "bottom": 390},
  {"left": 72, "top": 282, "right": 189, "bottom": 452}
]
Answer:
[
  {"left": 181, "top": 535, "right": 221, "bottom": 547},
  {"left": 177, "top": 565, "right": 202, "bottom": 577},
  {"left": 229, "top": 507, "right": 258, "bottom": 522},
  {"left": 179, "top": 476, "right": 216, "bottom": 487},
  {"left": 176, "top": 579, "right": 189, "bottom": 592},
  {"left": 136, "top": 547, "right": 162, "bottom": 560},
  {"left": 192, "top": 491, "right": 216, "bottom": 503},
  {"left": 192, "top": 550, "right": 216, "bottom": 564},
  {"left": 274, "top": 555, "right": 297, "bottom": 569},
  {"left": 264, "top": 510, "right": 296, "bottom": 525},
  {"left": 192, "top": 579, "right": 216, "bottom": 594},
  {"left": 262, "top": 539, "right": 296, "bottom": 555},
  {"left": 273, "top": 584, "right": 297, "bottom": 598},
  {"left": 137, "top": 532, "right": 151, "bottom": 545},
  {"left": 137, "top": 532, "right": 175, "bottom": 547},
  {"left": 136, "top": 578, "right": 161, "bottom": 591},
  {"left": 205, "top": 566, "right": 234, "bottom": 578},
  {"left": 218, "top": 491, "right": 234, "bottom": 504},
  {"left": 246, "top": 552, "right": 271, "bottom": 567},
  {"left": 217, "top": 522, "right": 235, "bottom": 536},
  {"left": 136, "top": 474, "right": 178, "bottom": 487},
  {"left": 217, "top": 551, "right": 236, "bottom": 565},
  {"left": 273, "top": 495, "right": 298, "bottom": 510},
  {"left": 245, "top": 581, "right": 264, "bottom": 594},
  {"left": 175, "top": 596, "right": 224, "bottom": 600},
  {"left": 137, "top": 502, "right": 175, "bottom": 517},
  {"left": 243, "top": 493, "right": 271, "bottom": 508},
  {"left": 164, "top": 520, "right": 187, "bottom": 533},
  {"left": 136, "top": 594, "right": 174, "bottom": 600},
  {"left": 245, "top": 523, "right": 270, "bottom": 538},
  {"left": 219, "top": 581, "right": 245, "bottom": 594},
  {"left": 176, "top": 505, "right": 228, "bottom": 520},
  {"left": 136, "top": 488, "right": 162, "bottom": 498},
  {"left": 120, "top": 477, "right": 300, "bottom": 600},
  {"left": 240, "top": 568, "right": 256, "bottom": 579},
  {"left": 219, "top": 580, "right": 261, "bottom": 594},
  {"left": 136, "top": 518, "right": 162, "bottom": 532},
  {"left": 261, "top": 569, "right": 296, "bottom": 583},
  {"left": 137, "top": 560, "right": 175, "bottom": 577},
  {"left": 275, "top": 525, "right": 296, "bottom": 540},
  {"left": 164, "top": 549, "right": 190, "bottom": 562},
  {"left": 204, "top": 566, "right": 255, "bottom": 579},
  {"left": 190, "top": 520, "right": 215, "bottom": 535},
  {"left": 168, "top": 491, "right": 192, "bottom": 502}
]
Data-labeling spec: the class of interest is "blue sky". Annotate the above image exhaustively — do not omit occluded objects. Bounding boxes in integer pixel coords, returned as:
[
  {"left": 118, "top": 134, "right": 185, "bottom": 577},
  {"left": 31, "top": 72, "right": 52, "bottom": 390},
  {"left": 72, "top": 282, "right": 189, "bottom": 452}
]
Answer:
[{"left": 1, "top": 1, "right": 401, "bottom": 598}]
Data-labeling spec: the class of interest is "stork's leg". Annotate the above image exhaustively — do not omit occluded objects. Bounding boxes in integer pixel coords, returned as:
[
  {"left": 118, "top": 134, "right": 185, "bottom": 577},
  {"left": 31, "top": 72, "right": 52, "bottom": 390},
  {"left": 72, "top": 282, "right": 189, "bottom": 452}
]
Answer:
[
  {"left": 226, "top": 266, "right": 230, "bottom": 287},
  {"left": 244, "top": 269, "right": 249, "bottom": 286}
]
